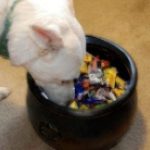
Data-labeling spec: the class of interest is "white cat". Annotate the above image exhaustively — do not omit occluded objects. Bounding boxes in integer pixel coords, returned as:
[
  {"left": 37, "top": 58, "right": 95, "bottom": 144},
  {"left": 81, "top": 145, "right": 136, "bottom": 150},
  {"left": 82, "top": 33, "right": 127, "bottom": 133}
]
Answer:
[{"left": 0, "top": 0, "right": 86, "bottom": 105}]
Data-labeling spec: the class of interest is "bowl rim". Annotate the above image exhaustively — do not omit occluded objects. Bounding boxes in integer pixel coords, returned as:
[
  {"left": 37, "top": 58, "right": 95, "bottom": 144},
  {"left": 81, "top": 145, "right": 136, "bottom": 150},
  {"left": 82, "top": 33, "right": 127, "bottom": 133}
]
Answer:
[{"left": 27, "top": 35, "right": 137, "bottom": 118}]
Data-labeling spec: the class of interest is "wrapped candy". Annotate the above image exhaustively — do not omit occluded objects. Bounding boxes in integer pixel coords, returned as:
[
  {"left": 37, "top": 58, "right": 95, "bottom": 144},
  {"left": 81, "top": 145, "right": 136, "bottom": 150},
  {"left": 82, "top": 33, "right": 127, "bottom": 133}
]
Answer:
[
  {"left": 107, "top": 91, "right": 117, "bottom": 101},
  {"left": 113, "top": 88, "right": 125, "bottom": 97},
  {"left": 69, "top": 101, "right": 78, "bottom": 110},
  {"left": 68, "top": 53, "right": 127, "bottom": 111},
  {"left": 116, "top": 76, "right": 126, "bottom": 89},
  {"left": 91, "top": 57, "right": 100, "bottom": 72},
  {"left": 80, "top": 62, "right": 89, "bottom": 74},
  {"left": 101, "top": 60, "right": 110, "bottom": 69},
  {"left": 103, "top": 67, "right": 117, "bottom": 88},
  {"left": 82, "top": 78, "right": 90, "bottom": 90},
  {"left": 79, "top": 104, "right": 89, "bottom": 110},
  {"left": 89, "top": 73, "right": 101, "bottom": 84},
  {"left": 84, "top": 53, "right": 93, "bottom": 63},
  {"left": 82, "top": 97, "right": 102, "bottom": 105}
]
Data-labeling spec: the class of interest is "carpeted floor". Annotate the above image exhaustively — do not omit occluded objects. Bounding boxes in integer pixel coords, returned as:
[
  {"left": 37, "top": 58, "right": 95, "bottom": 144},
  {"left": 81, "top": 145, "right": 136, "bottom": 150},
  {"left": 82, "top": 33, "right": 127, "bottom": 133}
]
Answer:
[{"left": 0, "top": 0, "right": 150, "bottom": 149}]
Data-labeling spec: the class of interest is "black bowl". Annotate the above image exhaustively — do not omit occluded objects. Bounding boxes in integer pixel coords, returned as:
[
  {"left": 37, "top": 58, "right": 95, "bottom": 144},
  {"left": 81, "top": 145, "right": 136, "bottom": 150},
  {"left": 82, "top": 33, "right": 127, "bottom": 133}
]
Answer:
[{"left": 27, "top": 35, "right": 137, "bottom": 150}]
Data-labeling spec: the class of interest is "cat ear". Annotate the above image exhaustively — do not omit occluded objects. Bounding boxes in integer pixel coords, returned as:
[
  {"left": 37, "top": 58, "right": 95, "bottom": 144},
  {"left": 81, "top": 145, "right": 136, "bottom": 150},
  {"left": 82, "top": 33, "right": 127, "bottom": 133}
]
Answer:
[{"left": 31, "top": 25, "right": 63, "bottom": 49}]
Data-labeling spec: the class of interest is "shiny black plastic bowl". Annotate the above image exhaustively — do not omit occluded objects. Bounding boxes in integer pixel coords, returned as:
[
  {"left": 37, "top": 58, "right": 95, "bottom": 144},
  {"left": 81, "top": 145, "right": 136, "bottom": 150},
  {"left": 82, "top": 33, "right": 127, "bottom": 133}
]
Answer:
[{"left": 27, "top": 35, "right": 137, "bottom": 150}]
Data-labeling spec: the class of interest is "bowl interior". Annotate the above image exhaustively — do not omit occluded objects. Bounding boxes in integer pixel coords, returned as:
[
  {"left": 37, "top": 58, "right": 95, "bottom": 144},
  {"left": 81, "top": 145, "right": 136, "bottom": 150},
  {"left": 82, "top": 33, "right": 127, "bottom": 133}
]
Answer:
[{"left": 27, "top": 35, "right": 137, "bottom": 117}]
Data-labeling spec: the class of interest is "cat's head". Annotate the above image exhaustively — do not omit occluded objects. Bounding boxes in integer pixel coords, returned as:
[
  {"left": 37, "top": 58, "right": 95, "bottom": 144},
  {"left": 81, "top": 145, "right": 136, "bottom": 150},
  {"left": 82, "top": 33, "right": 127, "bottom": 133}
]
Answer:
[{"left": 9, "top": 21, "right": 86, "bottom": 84}]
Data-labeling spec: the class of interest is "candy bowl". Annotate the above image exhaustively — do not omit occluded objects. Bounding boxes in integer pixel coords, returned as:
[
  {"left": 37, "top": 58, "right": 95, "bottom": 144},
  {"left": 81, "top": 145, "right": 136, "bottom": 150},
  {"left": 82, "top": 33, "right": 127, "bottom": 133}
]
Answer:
[{"left": 26, "top": 35, "right": 137, "bottom": 150}]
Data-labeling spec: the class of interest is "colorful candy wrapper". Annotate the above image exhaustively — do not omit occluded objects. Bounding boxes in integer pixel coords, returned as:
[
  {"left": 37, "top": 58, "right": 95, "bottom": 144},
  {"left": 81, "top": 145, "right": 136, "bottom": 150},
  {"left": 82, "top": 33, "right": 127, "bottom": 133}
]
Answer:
[
  {"left": 88, "top": 90, "right": 96, "bottom": 97},
  {"left": 108, "top": 91, "right": 117, "bottom": 101},
  {"left": 104, "top": 67, "right": 117, "bottom": 88},
  {"left": 77, "top": 91, "right": 89, "bottom": 101},
  {"left": 80, "top": 62, "right": 89, "bottom": 74},
  {"left": 91, "top": 57, "right": 100, "bottom": 72},
  {"left": 116, "top": 76, "right": 126, "bottom": 89},
  {"left": 89, "top": 73, "right": 101, "bottom": 84},
  {"left": 89, "top": 68, "right": 103, "bottom": 84},
  {"left": 96, "top": 88, "right": 116, "bottom": 101},
  {"left": 69, "top": 101, "right": 78, "bottom": 110},
  {"left": 95, "top": 94, "right": 106, "bottom": 101},
  {"left": 75, "top": 83, "right": 84, "bottom": 99},
  {"left": 68, "top": 53, "right": 127, "bottom": 111},
  {"left": 82, "top": 97, "right": 102, "bottom": 105},
  {"left": 96, "top": 69, "right": 103, "bottom": 78},
  {"left": 82, "top": 79, "right": 90, "bottom": 90},
  {"left": 96, "top": 88, "right": 107, "bottom": 99},
  {"left": 101, "top": 60, "right": 110, "bottom": 69},
  {"left": 113, "top": 88, "right": 125, "bottom": 97},
  {"left": 84, "top": 53, "right": 93, "bottom": 63},
  {"left": 79, "top": 104, "right": 89, "bottom": 110}
]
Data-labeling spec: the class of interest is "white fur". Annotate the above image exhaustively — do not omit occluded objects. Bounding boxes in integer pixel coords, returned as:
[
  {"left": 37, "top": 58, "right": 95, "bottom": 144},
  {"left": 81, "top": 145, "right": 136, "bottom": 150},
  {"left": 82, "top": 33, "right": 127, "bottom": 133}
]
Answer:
[
  {"left": 0, "top": 87, "right": 11, "bottom": 101},
  {"left": 0, "top": 0, "right": 86, "bottom": 105}
]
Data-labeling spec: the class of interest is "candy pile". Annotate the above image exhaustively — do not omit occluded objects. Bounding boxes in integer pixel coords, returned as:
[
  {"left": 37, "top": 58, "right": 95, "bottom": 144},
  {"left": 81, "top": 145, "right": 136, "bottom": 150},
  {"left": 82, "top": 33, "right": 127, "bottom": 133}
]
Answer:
[{"left": 68, "top": 53, "right": 127, "bottom": 110}]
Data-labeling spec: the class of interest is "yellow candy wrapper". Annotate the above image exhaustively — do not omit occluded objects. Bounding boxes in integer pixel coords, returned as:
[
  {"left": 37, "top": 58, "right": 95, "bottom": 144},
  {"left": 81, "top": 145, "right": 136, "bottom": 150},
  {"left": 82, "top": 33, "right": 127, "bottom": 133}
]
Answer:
[
  {"left": 104, "top": 67, "right": 117, "bottom": 88},
  {"left": 116, "top": 76, "right": 126, "bottom": 89},
  {"left": 69, "top": 101, "right": 78, "bottom": 110},
  {"left": 80, "top": 62, "right": 89, "bottom": 74},
  {"left": 104, "top": 67, "right": 117, "bottom": 75},
  {"left": 113, "top": 88, "right": 125, "bottom": 97},
  {"left": 79, "top": 104, "right": 89, "bottom": 110},
  {"left": 84, "top": 53, "right": 93, "bottom": 63}
]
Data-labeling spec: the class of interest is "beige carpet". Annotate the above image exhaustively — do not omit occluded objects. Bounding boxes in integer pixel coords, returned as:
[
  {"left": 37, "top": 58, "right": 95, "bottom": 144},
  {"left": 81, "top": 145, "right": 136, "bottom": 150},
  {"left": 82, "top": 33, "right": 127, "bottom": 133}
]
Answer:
[{"left": 0, "top": 0, "right": 150, "bottom": 149}]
